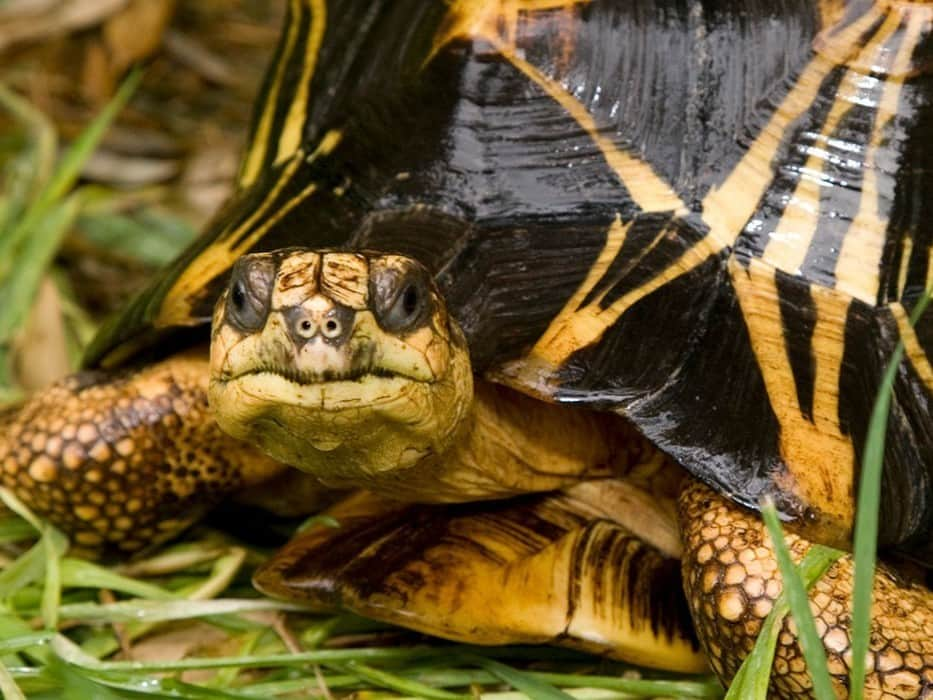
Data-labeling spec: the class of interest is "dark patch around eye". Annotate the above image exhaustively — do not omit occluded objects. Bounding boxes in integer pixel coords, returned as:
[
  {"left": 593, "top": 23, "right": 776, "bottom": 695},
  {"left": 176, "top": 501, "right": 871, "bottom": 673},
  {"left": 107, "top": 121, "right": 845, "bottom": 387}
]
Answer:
[
  {"left": 225, "top": 256, "right": 277, "bottom": 332},
  {"left": 372, "top": 265, "right": 432, "bottom": 334}
]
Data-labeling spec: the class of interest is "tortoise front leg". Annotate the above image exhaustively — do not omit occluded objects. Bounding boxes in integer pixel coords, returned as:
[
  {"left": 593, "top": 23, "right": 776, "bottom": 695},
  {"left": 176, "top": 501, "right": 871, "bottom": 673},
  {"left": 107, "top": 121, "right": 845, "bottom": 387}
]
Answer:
[
  {"left": 0, "top": 350, "right": 287, "bottom": 555},
  {"left": 679, "top": 480, "right": 933, "bottom": 699}
]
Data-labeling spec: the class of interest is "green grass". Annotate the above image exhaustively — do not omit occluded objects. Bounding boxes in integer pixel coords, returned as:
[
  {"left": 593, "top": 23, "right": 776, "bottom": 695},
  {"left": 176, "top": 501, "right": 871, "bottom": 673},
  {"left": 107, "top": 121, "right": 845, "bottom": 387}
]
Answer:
[
  {"left": 0, "top": 488, "right": 725, "bottom": 699},
  {"left": 0, "top": 70, "right": 196, "bottom": 406}
]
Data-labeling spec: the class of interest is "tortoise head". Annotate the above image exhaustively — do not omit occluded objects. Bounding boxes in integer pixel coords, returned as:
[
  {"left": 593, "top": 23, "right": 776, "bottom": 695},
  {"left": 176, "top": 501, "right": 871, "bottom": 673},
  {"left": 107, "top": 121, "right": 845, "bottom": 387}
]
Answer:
[{"left": 208, "top": 249, "right": 473, "bottom": 488}]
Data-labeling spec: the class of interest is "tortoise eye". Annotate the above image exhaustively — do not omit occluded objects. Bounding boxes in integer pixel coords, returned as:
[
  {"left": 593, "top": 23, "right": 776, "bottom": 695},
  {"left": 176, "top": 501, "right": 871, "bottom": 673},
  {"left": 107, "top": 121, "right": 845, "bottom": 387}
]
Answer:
[
  {"left": 372, "top": 267, "right": 431, "bottom": 334},
  {"left": 226, "top": 256, "right": 276, "bottom": 332}
]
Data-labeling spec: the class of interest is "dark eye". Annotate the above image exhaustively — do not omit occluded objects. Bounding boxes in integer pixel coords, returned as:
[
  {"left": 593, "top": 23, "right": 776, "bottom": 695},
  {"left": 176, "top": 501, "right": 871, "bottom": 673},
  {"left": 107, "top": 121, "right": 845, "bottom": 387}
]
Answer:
[
  {"left": 225, "top": 256, "right": 275, "bottom": 332},
  {"left": 372, "top": 267, "right": 431, "bottom": 334},
  {"left": 231, "top": 282, "right": 247, "bottom": 311},
  {"left": 402, "top": 285, "right": 419, "bottom": 315}
]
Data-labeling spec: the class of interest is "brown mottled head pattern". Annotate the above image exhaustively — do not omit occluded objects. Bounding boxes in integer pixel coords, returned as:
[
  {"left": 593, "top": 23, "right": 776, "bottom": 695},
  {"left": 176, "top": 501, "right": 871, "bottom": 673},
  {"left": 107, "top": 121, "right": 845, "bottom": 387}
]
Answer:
[
  {"left": 0, "top": 351, "right": 285, "bottom": 556},
  {"left": 209, "top": 249, "right": 474, "bottom": 493},
  {"left": 679, "top": 480, "right": 933, "bottom": 699}
]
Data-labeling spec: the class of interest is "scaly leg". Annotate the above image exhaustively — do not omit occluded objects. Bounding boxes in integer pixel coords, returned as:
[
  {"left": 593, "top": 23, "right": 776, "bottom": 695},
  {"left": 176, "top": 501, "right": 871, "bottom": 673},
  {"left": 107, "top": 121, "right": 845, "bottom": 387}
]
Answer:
[
  {"left": 679, "top": 480, "right": 933, "bottom": 699},
  {"left": 0, "top": 350, "right": 288, "bottom": 555}
]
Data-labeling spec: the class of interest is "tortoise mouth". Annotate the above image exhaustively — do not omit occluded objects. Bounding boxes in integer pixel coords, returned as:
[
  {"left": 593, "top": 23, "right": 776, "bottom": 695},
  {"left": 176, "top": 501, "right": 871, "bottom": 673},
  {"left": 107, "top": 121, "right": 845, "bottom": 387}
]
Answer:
[{"left": 219, "top": 364, "right": 417, "bottom": 387}]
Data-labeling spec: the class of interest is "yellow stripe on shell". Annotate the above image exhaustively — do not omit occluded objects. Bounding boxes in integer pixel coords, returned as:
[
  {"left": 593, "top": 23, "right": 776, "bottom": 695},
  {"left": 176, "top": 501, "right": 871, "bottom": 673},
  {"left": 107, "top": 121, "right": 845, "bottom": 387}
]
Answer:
[
  {"left": 896, "top": 236, "right": 913, "bottom": 301},
  {"left": 891, "top": 302, "right": 933, "bottom": 394},
  {"left": 729, "top": 257, "right": 855, "bottom": 544},
  {"left": 491, "top": 41, "right": 684, "bottom": 214},
  {"left": 277, "top": 0, "right": 327, "bottom": 165},
  {"left": 760, "top": 10, "right": 903, "bottom": 278},
  {"left": 834, "top": 6, "right": 930, "bottom": 303},
  {"left": 701, "top": 2, "right": 888, "bottom": 251},
  {"left": 159, "top": 131, "right": 342, "bottom": 327},
  {"left": 430, "top": 0, "right": 592, "bottom": 68},
  {"left": 239, "top": 0, "right": 303, "bottom": 188},
  {"left": 817, "top": 0, "right": 847, "bottom": 28},
  {"left": 519, "top": 215, "right": 718, "bottom": 372}
]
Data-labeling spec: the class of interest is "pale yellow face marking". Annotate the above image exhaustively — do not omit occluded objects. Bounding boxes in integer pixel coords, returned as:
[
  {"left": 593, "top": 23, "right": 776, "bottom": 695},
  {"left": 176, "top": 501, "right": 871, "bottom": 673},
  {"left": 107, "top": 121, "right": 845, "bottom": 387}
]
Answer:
[
  {"left": 240, "top": 0, "right": 303, "bottom": 187},
  {"left": 835, "top": 7, "right": 930, "bottom": 303},
  {"left": 729, "top": 257, "right": 855, "bottom": 539},
  {"left": 321, "top": 254, "right": 369, "bottom": 309},
  {"left": 701, "top": 3, "right": 887, "bottom": 250},
  {"left": 271, "top": 251, "right": 323, "bottom": 309}
]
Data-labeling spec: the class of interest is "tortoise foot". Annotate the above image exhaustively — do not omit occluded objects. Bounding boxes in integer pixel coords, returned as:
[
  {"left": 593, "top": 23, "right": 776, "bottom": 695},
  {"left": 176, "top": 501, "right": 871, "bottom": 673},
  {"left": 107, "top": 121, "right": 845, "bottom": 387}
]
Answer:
[
  {"left": 679, "top": 480, "right": 933, "bottom": 699},
  {"left": 0, "top": 351, "right": 283, "bottom": 556}
]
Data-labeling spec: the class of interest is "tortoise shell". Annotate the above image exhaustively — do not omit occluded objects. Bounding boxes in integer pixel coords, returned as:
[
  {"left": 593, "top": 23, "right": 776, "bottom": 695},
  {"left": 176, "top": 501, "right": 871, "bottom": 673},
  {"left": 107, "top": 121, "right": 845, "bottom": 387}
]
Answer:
[{"left": 86, "top": 0, "right": 933, "bottom": 565}]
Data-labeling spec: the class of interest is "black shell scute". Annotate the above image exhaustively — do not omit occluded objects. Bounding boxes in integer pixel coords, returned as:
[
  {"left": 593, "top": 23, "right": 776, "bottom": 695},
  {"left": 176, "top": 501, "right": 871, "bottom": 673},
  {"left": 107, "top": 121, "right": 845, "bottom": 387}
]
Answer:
[{"left": 89, "top": 0, "right": 933, "bottom": 565}]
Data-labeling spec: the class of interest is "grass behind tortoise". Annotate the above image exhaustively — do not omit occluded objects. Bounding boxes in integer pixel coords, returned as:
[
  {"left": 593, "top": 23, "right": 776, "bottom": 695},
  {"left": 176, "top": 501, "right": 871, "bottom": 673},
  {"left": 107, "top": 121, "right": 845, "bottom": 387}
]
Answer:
[{"left": 0, "top": 72, "right": 916, "bottom": 700}]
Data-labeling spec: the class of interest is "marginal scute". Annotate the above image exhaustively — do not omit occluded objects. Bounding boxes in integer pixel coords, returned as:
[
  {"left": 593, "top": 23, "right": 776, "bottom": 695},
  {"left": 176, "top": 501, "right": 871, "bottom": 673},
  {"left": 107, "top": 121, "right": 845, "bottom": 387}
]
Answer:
[{"left": 256, "top": 484, "right": 707, "bottom": 673}]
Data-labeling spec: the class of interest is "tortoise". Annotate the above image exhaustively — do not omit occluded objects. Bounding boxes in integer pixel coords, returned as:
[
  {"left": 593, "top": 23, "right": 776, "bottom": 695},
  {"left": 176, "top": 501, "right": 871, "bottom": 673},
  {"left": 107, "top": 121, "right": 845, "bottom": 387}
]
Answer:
[{"left": 1, "top": 0, "right": 932, "bottom": 696}]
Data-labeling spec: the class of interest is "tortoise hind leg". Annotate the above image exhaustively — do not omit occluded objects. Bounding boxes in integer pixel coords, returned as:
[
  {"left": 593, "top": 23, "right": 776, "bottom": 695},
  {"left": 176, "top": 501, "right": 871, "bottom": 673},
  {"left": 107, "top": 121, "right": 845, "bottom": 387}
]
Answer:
[
  {"left": 0, "top": 350, "right": 286, "bottom": 555},
  {"left": 254, "top": 480, "right": 708, "bottom": 673},
  {"left": 679, "top": 479, "right": 933, "bottom": 699}
]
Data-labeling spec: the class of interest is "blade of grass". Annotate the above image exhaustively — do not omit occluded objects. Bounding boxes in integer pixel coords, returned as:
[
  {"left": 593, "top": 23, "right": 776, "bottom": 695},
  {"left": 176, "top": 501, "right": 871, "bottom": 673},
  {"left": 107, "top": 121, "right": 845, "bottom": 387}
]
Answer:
[
  {"left": 0, "top": 487, "right": 68, "bottom": 628},
  {"left": 724, "top": 545, "right": 842, "bottom": 699},
  {"left": 849, "top": 291, "right": 931, "bottom": 699},
  {"left": 0, "top": 69, "right": 143, "bottom": 283},
  {"left": 0, "top": 192, "right": 84, "bottom": 350},
  {"left": 39, "top": 523, "right": 67, "bottom": 629},
  {"left": 0, "top": 82, "right": 57, "bottom": 217},
  {"left": 56, "top": 598, "right": 305, "bottom": 624},
  {"left": 115, "top": 542, "right": 228, "bottom": 578},
  {"left": 52, "top": 641, "right": 448, "bottom": 674},
  {"left": 0, "top": 633, "right": 54, "bottom": 655},
  {"left": 0, "top": 517, "right": 37, "bottom": 543},
  {"left": 0, "top": 659, "right": 26, "bottom": 700},
  {"left": 176, "top": 547, "right": 247, "bottom": 600},
  {"left": 760, "top": 502, "right": 837, "bottom": 700},
  {"left": 59, "top": 559, "right": 177, "bottom": 600},
  {"left": 0, "top": 541, "right": 45, "bottom": 598},
  {"left": 468, "top": 656, "right": 576, "bottom": 700},
  {"left": 340, "top": 661, "right": 469, "bottom": 700},
  {"left": 0, "top": 615, "right": 51, "bottom": 664}
]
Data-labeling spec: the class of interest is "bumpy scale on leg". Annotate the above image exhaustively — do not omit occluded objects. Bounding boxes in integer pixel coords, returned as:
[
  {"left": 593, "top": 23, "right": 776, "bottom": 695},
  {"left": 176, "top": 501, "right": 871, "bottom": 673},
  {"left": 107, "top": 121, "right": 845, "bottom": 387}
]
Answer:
[
  {"left": 679, "top": 480, "right": 933, "bottom": 699},
  {"left": 0, "top": 351, "right": 286, "bottom": 555}
]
